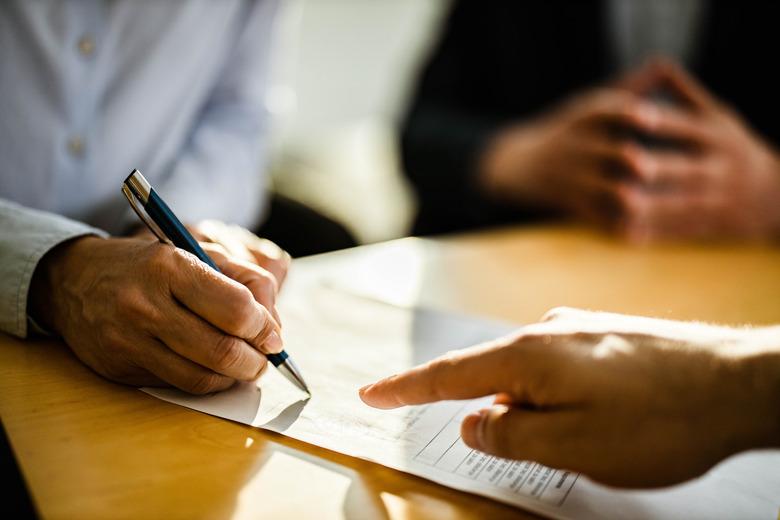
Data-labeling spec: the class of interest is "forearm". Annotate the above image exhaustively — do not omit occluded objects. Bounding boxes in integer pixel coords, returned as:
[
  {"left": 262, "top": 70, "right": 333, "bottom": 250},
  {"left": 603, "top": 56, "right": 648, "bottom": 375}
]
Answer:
[{"left": 0, "top": 200, "right": 107, "bottom": 337}]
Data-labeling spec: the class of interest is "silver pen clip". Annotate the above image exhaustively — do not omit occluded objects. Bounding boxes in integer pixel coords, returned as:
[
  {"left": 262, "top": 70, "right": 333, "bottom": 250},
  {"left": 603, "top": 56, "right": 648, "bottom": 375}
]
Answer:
[{"left": 121, "top": 183, "right": 172, "bottom": 245}]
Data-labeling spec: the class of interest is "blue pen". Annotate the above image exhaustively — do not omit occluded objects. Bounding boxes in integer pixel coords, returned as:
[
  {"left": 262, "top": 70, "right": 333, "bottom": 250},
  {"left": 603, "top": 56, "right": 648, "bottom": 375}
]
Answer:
[{"left": 122, "top": 169, "right": 309, "bottom": 394}]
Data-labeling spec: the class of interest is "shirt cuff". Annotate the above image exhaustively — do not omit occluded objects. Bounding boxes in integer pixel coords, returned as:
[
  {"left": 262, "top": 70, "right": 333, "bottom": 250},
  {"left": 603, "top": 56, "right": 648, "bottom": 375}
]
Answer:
[
  {"left": 16, "top": 228, "right": 107, "bottom": 338},
  {"left": 0, "top": 203, "right": 108, "bottom": 338}
]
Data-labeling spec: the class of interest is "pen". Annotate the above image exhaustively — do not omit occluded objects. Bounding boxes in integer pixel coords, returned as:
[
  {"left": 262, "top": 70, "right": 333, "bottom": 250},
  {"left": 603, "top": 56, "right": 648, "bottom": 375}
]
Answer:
[{"left": 122, "top": 169, "right": 310, "bottom": 394}]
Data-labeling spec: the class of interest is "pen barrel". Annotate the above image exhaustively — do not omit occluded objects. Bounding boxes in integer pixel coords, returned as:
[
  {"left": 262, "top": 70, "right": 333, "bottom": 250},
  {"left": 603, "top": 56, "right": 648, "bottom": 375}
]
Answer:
[{"left": 145, "top": 190, "right": 220, "bottom": 272}]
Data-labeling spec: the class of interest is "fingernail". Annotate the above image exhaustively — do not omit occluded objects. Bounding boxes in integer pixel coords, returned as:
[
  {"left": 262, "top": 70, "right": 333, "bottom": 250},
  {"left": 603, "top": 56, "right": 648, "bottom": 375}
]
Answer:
[
  {"left": 265, "top": 331, "right": 283, "bottom": 354},
  {"left": 462, "top": 410, "right": 488, "bottom": 451},
  {"left": 358, "top": 384, "right": 372, "bottom": 396}
]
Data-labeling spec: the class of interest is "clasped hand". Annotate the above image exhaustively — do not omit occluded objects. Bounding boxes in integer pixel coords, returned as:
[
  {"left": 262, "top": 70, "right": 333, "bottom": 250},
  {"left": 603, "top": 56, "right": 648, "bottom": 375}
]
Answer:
[{"left": 481, "top": 59, "right": 780, "bottom": 241}]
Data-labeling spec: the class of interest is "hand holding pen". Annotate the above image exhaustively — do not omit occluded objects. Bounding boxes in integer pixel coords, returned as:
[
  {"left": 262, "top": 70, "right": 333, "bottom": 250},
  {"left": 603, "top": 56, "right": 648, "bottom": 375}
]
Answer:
[
  {"left": 123, "top": 170, "right": 309, "bottom": 393},
  {"left": 27, "top": 170, "right": 307, "bottom": 395}
]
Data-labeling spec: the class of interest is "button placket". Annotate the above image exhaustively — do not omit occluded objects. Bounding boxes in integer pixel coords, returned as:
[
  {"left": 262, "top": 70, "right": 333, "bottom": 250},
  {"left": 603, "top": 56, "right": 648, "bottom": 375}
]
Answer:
[
  {"left": 67, "top": 135, "right": 85, "bottom": 157},
  {"left": 68, "top": 20, "right": 99, "bottom": 161},
  {"left": 77, "top": 34, "right": 96, "bottom": 57}
]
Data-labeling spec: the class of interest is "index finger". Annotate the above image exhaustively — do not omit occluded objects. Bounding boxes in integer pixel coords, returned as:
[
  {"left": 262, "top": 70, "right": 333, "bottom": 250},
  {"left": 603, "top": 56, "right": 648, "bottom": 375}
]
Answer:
[
  {"left": 201, "top": 242, "right": 282, "bottom": 327},
  {"left": 168, "top": 248, "right": 279, "bottom": 350},
  {"left": 359, "top": 339, "right": 521, "bottom": 409},
  {"left": 233, "top": 227, "right": 291, "bottom": 287},
  {"left": 632, "top": 104, "right": 713, "bottom": 146}
]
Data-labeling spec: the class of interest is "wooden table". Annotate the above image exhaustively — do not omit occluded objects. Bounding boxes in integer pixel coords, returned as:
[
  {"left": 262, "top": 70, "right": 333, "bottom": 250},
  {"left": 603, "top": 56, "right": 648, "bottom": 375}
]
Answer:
[{"left": 2, "top": 225, "right": 780, "bottom": 519}]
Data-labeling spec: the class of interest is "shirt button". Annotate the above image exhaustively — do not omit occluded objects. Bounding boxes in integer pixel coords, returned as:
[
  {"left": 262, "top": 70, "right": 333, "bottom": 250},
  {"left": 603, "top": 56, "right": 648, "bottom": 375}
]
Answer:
[
  {"left": 77, "top": 35, "right": 96, "bottom": 57},
  {"left": 67, "top": 136, "right": 85, "bottom": 157}
]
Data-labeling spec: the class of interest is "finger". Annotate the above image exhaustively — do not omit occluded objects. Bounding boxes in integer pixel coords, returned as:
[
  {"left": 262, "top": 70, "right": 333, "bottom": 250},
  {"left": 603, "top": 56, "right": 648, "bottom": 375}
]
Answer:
[
  {"left": 576, "top": 89, "right": 659, "bottom": 131},
  {"left": 530, "top": 135, "right": 625, "bottom": 226},
  {"left": 560, "top": 167, "right": 628, "bottom": 231},
  {"left": 621, "top": 149, "right": 710, "bottom": 188},
  {"left": 630, "top": 104, "right": 713, "bottom": 147},
  {"left": 620, "top": 189, "right": 720, "bottom": 242},
  {"left": 614, "top": 59, "right": 666, "bottom": 95},
  {"left": 461, "top": 405, "right": 580, "bottom": 467},
  {"left": 359, "top": 340, "right": 523, "bottom": 409},
  {"left": 648, "top": 59, "right": 719, "bottom": 111},
  {"left": 140, "top": 336, "right": 236, "bottom": 395},
  {"left": 579, "top": 180, "right": 699, "bottom": 242},
  {"left": 577, "top": 87, "right": 712, "bottom": 147},
  {"left": 156, "top": 304, "right": 268, "bottom": 381},
  {"left": 200, "top": 242, "right": 282, "bottom": 326},
  {"left": 193, "top": 220, "right": 254, "bottom": 263},
  {"left": 167, "top": 248, "right": 282, "bottom": 354},
  {"left": 231, "top": 227, "right": 291, "bottom": 287},
  {"left": 196, "top": 221, "right": 290, "bottom": 287}
]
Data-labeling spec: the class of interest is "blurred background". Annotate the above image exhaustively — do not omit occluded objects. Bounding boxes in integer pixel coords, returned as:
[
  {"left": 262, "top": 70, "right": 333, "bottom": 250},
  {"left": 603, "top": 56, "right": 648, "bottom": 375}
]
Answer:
[{"left": 265, "top": 0, "right": 451, "bottom": 245}]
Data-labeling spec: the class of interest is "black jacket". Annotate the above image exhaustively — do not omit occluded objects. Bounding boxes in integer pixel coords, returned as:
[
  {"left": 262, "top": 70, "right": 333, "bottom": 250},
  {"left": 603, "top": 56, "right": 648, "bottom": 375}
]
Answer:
[{"left": 401, "top": 0, "right": 780, "bottom": 235}]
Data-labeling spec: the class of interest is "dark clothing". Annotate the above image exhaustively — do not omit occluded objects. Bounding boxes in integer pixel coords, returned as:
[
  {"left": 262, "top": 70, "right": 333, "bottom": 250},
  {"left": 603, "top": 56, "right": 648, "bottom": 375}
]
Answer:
[
  {"left": 401, "top": 0, "right": 780, "bottom": 235},
  {"left": 256, "top": 194, "right": 357, "bottom": 258}
]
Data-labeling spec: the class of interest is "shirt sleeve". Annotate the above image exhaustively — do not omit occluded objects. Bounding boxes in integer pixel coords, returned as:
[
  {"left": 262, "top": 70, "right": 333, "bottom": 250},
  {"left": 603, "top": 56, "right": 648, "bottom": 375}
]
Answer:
[
  {"left": 145, "top": 0, "right": 282, "bottom": 230},
  {"left": 0, "top": 199, "right": 108, "bottom": 338}
]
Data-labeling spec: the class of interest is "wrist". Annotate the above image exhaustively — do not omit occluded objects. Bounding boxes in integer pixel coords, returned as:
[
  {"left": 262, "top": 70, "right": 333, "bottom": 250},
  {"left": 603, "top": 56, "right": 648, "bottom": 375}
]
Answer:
[
  {"left": 478, "top": 125, "right": 529, "bottom": 200},
  {"left": 28, "top": 235, "right": 105, "bottom": 335},
  {"left": 478, "top": 122, "right": 556, "bottom": 211}
]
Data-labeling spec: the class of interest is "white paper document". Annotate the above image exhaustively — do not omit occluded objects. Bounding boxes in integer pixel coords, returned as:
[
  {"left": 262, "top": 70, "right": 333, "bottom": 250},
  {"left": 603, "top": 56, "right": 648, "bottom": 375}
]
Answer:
[{"left": 145, "top": 282, "right": 780, "bottom": 519}]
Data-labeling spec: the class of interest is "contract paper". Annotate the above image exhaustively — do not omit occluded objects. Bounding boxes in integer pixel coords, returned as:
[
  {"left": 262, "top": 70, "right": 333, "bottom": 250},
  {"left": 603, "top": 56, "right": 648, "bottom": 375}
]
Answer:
[{"left": 145, "top": 282, "right": 780, "bottom": 519}]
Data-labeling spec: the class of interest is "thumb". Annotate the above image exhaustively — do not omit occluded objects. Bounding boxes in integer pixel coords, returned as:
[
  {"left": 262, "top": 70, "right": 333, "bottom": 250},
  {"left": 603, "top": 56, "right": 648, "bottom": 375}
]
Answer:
[{"left": 461, "top": 405, "right": 571, "bottom": 465}]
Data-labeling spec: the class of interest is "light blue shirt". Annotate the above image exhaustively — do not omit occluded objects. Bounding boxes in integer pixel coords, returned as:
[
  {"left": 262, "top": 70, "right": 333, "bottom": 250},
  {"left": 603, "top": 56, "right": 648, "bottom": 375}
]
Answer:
[{"left": 0, "top": 0, "right": 280, "bottom": 234}]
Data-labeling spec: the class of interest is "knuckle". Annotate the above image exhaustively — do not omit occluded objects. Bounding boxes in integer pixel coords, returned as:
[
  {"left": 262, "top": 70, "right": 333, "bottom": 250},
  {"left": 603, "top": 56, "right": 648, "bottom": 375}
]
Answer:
[
  {"left": 484, "top": 411, "right": 512, "bottom": 455},
  {"left": 428, "top": 354, "right": 459, "bottom": 401},
  {"left": 255, "top": 269, "right": 279, "bottom": 295},
  {"left": 99, "top": 324, "right": 127, "bottom": 350},
  {"left": 145, "top": 243, "right": 175, "bottom": 272},
  {"left": 114, "top": 286, "right": 158, "bottom": 321},
  {"left": 254, "top": 356, "right": 269, "bottom": 379},
  {"left": 615, "top": 144, "right": 645, "bottom": 175},
  {"left": 236, "top": 285, "right": 256, "bottom": 310},
  {"left": 588, "top": 88, "right": 618, "bottom": 110},
  {"left": 198, "top": 242, "right": 229, "bottom": 264},
  {"left": 93, "top": 341, "right": 136, "bottom": 382},
  {"left": 614, "top": 184, "right": 639, "bottom": 214},
  {"left": 99, "top": 362, "right": 133, "bottom": 383},
  {"left": 569, "top": 331, "right": 599, "bottom": 345},
  {"left": 207, "top": 242, "right": 230, "bottom": 257},
  {"left": 229, "top": 288, "right": 258, "bottom": 334},
  {"left": 616, "top": 100, "right": 644, "bottom": 126},
  {"left": 540, "top": 306, "right": 576, "bottom": 322},
  {"left": 210, "top": 335, "right": 245, "bottom": 373},
  {"left": 186, "top": 372, "right": 230, "bottom": 395},
  {"left": 95, "top": 325, "right": 135, "bottom": 360}
]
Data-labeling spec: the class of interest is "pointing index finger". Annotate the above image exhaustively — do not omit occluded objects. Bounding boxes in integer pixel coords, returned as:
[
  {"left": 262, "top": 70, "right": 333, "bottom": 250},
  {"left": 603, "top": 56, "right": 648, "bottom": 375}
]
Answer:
[{"left": 359, "top": 339, "right": 521, "bottom": 409}]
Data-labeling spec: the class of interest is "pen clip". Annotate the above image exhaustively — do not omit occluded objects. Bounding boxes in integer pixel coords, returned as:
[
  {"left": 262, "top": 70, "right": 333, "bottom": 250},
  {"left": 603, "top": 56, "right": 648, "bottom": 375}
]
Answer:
[{"left": 121, "top": 183, "right": 173, "bottom": 245}]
